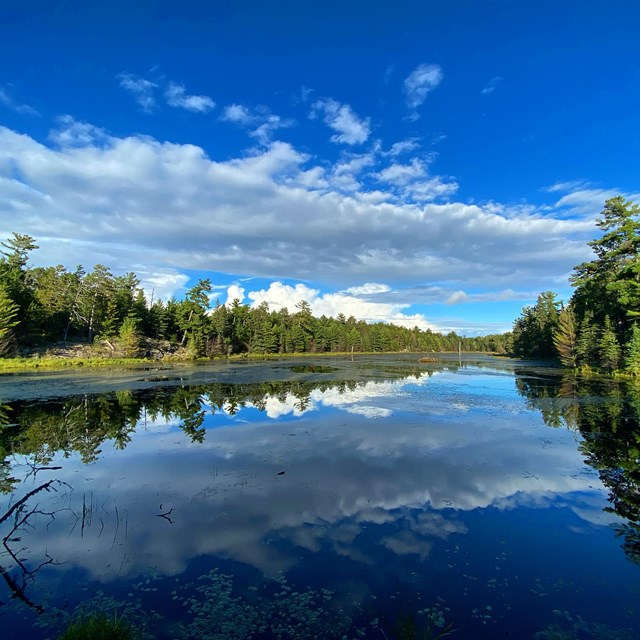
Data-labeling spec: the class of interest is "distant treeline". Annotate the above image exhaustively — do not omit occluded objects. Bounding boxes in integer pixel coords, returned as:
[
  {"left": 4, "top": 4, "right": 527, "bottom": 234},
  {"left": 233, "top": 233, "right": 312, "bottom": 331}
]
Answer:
[
  {"left": 0, "top": 234, "right": 507, "bottom": 359},
  {"left": 510, "top": 196, "right": 640, "bottom": 373}
]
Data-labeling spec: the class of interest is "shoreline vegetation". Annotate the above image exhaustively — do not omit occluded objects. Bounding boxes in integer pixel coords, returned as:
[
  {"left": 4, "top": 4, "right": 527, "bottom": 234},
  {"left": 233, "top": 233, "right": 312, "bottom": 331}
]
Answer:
[
  {"left": 509, "top": 196, "right": 640, "bottom": 379},
  {"left": 0, "top": 233, "right": 508, "bottom": 372},
  {"left": 2, "top": 196, "right": 639, "bottom": 379},
  {"left": 0, "top": 346, "right": 493, "bottom": 373}
]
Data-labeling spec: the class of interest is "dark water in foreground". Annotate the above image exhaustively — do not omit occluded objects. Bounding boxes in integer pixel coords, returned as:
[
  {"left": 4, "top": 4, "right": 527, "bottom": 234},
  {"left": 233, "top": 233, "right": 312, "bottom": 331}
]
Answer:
[{"left": 0, "top": 354, "right": 639, "bottom": 639}]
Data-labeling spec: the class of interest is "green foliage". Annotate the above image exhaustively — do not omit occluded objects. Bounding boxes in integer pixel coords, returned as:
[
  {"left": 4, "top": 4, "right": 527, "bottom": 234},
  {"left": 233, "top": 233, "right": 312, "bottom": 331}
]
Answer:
[
  {"left": 58, "top": 613, "right": 135, "bottom": 640},
  {"left": 625, "top": 324, "right": 640, "bottom": 374},
  {"left": 0, "top": 284, "right": 20, "bottom": 356},
  {"left": 511, "top": 291, "right": 560, "bottom": 358},
  {"left": 512, "top": 197, "right": 640, "bottom": 373},
  {"left": 598, "top": 316, "right": 621, "bottom": 372},
  {"left": 176, "top": 569, "right": 361, "bottom": 639},
  {"left": 515, "top": 371, "right": 640, "bottom": 566},
  {"left": 574, "top": 311, "right": 598, "bottom": 367},
  {"left": 117, "top": 316, "right": 141, "bottom": 358},
  {"left": 553, "top": 306, "right": 577, "bottom": 367},
  {"left": 0, "top": 232, "right": 512, "bottom": 362}
]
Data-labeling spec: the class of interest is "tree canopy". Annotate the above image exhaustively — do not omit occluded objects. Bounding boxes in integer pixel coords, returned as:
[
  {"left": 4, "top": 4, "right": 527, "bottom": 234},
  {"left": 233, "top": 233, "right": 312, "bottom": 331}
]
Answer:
[
  {"left": 0, "top": 234, "right": 506, "bottom": 359},
  {"left": 511, "top": 196, "right": 640, "bottom": 373}
]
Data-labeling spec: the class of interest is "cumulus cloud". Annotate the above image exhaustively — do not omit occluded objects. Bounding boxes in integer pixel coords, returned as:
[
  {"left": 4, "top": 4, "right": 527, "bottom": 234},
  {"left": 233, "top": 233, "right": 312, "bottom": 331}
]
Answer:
[
  {"left": 221, "top": 103, "right": 253, "bottom": 124},
  {"left": 0, "top": 86, "right": 39, "bottom": 116},
  {"left": 137, "top": 269, "right": 190, "bottom": 302},
  {"left": 403, "top": 63, "right": 443, "bottom": 113},
  {"left": 225, "top": 283, "right": 246, "bottom": 306},
  {"left": 117, "top": 72, "right": 158, "bottom": 112},
  {"left": 165, "top": 82, "right": 215, "bottom": 113},
  {"left": 0, "top": 120, "right": 597, "bottom": 309},
  {"left": 246, "top": 281, "right": 437, "bottom": 330},
  {"left": 310, "top": 98, "right": 371, "bottom": 145},
  {"left": 48, "top": 115, "right": 109, "bottom": 147},
  {"left": 375, "top": 157, "right": 458, "bottom": 202}
]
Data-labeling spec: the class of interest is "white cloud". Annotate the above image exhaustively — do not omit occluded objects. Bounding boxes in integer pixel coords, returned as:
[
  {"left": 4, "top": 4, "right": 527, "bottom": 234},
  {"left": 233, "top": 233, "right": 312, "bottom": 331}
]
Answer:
[
  {"left": 377, "top": 158, "right": 428, "bottom": 185},
  {"left": 329, "top": 149, "right": 379, "bottom": 192},
  {"left": 544, "top": 180, "right": 590, "bottom": 193},
  {"left": 165, "top": 82, "right": 215, "bottom": 113},
  {"left": 0, "top": 120, "right": 598, "bottom": 302},
  {"left": 446, "top": 290, "right": 467, "bottom": 305},
  {"left": 403, "top": 63, "right": 443, "bottom": 111},
  {"left": 310, "top": 98, "right": 371, "bottom": 145},
  {"left": 481, "top": 76, "right": 503, "bottom": 95},
  {"left": 345, "top": 283, "right": 391, "bottom": 295},
  {"left": 0, "top": 87, "right": 39, "bottom": 116},
  {"left": 554, "top": 188, "right": 624, "bottom": 216},
  {"left": 137, "top": 269, "right": 190, "bottom": 302},
  {"left": 375, "top": 157, "right": 458, "bottom": 202},
  {"left": 225, "top": 284, "right": 246, "bottom": 306},
  {"left": 246, "top": 281, "right": 436, "bottom": 330},
  {"left": 221, "top": 103, "right": 253, "bottom": 125},
  {"left": 386, "top": 139, "right": 421, "bottom": 157},
  {"left": 48, "top": 115, "right": 109, "bottom": 147},
  {"left": 246, "top": 282, "right": 319, "bottom": 311},
  {"left": 117, "top": 73, "right": 158, "bottom": 112},
  {"left": 221, "top": 103, "right": 293, "bottom": 144}
]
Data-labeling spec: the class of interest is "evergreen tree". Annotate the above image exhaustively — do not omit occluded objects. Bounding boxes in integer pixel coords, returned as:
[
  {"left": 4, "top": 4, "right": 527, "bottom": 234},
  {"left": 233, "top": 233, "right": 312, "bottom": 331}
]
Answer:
[
  {"left": 625, "top": 324, "right": 640, "bottom": 375},
  {"left": 117, "top": 316, "right": 141, "bottom": 358},
  {"left": 598, "top": 316, "right": 621, "bottom": 372},
  {"left": 575, "top": 311, "right": 599, "bottom": 367},
  {"left": 177, "top": 279, "right": 212, "bottom": 356},
  {"left": 0, "top": 232, "right": 39, "bottom": 344},
  {"left": 0, "top": 285, "right": 20, "bottom": 356},
  {"left": 553, "top": 306, "right": 578, "bottom": 368},
  {"left": 511, "top": 291, "right": 560, "bottom": 358},
  {"left": 571, "top": 196, "right": 640, "bottom": 340}
]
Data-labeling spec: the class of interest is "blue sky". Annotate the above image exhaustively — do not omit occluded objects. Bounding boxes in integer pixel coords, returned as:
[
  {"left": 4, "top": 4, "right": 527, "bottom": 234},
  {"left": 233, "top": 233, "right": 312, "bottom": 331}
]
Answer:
[{"left": 1, "top": 0, "right": 639, "bottom": 335}]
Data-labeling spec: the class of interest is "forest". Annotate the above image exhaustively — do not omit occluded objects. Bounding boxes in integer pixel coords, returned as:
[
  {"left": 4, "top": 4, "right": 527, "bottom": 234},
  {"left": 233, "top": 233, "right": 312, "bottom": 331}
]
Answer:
[
  {"left": 510, "top": 196, "right": 640, "bottom": 374},
  {"left": 0, "top": 233, "right": 507, "bottom": 360},
  {"left": 3, "top": 195, "right": 636, "bottom": 367}
]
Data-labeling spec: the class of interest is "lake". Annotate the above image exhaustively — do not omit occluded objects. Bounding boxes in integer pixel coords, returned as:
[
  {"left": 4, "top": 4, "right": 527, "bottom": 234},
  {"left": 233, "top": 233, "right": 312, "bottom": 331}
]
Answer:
[{"left": 0, "top": 354, "right": 639, "bottom": 639}]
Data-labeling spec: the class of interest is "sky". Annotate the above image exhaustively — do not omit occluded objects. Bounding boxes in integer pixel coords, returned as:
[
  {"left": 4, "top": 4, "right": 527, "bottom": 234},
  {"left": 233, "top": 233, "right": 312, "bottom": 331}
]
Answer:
[{"left": 1, "top": 0, "right": 639, "bottom": 336}]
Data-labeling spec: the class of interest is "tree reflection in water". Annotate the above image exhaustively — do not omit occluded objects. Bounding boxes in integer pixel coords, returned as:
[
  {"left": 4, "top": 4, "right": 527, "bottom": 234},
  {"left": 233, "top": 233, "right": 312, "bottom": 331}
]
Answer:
[{"left": 515, "top": 369, "right": 640, "bottom": 564}]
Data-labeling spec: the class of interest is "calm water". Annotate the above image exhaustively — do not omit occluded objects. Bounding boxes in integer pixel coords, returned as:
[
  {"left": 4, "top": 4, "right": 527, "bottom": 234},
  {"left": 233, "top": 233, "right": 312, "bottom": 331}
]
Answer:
[{"left": 0, "top": 354, "right": 639, "bottom": 639}]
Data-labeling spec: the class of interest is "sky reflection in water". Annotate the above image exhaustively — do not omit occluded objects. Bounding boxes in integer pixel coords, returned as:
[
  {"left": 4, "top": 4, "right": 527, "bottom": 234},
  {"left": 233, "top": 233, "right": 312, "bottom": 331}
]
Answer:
[{"left": 0, "top": 356, "right": 639, "bottom": 639}]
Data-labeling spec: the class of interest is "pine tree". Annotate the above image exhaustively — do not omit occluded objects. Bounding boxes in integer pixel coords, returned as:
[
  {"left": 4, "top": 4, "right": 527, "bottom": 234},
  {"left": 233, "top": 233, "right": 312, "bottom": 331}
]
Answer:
[
  {"left": 553, "top": 306, "right": 578, "bottom": 367},
  {"left": 117, "top": 316, "right": 141, "bottom": 358},
  {"left": 0, "top": 285, "right": 19, "bottom": 356},
  {"left": 625, "top": 324, "right": 640, "bottom": 375},
  {"left": 575, "top": 311, "right": 599, "bottom": 367},
  {"left": 599, "top": 316, "right": 621, "bottom": 372}
]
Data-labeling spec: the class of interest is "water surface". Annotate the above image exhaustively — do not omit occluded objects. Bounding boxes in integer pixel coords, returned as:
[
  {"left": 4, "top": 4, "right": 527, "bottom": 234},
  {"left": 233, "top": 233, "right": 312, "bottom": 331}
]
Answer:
[{"left": 0, "top": 355, "right": 638, "bottom": 638}]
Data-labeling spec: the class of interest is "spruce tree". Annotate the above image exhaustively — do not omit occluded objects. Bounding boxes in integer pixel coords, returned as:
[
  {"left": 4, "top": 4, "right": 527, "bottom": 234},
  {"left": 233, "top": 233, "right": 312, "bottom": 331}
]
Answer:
[
  {"left": 575, "top": 311, "right": 599, "bottom": 367},
  {"left": 598, "top": 316, "right": 621, "bottom": 372},
  {"left": 553, "top": 306, "right": 577, "bottom": 367},
  {"left": 117, "top": 316, "right": 141, "bottom": 358},
  {"left": 0, "top": 285, "right": 19, "bottom": 356},
  {"left": 625, "top": 324, "right": 640, "bottom": 375}
]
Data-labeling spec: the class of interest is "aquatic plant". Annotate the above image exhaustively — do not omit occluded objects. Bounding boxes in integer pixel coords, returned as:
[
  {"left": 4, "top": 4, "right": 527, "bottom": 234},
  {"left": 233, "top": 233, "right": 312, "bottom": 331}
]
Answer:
[
  {"left": 175, "top": 569, "right": 361, "bottom": 640},
  {"left": 57, "top": 612, "right": 135, "bottom": 640},
  {"left": 383, "top": 606, "right": 455, "bottom": 640},
  {"left": 534, "top": 610, "right": 635, "bottom": 640}
]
